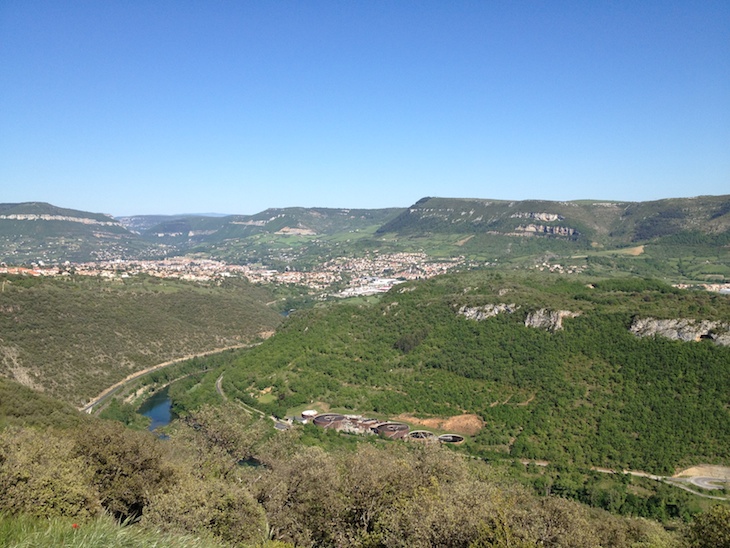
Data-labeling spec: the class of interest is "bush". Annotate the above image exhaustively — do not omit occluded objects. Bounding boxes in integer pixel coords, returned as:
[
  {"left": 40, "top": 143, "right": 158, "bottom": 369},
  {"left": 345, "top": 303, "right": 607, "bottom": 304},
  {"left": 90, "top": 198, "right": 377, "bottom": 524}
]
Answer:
[
  {"left": 72, "top": 421, "right": 173, "bottom": 521},
  {"left": 144, "top": 474, "right": 267, "bottom": 546},
  {"left": 0, "top": 427, "right": 100, "bottom": 518},
  {"left": 687, "top": 505, "right": 730, "bottom": 548}
]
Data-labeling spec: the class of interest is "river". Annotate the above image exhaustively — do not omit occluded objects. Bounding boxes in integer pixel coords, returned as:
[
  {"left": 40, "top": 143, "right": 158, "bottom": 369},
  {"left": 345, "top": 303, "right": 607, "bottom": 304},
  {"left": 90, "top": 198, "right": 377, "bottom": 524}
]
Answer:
[{"left": 138, "top": 386, "right": 175, "bottom": 432}]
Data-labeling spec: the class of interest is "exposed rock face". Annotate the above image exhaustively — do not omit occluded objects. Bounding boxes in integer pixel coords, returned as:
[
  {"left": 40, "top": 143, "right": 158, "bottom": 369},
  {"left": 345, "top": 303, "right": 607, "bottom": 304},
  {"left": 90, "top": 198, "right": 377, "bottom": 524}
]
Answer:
[
  {"left": 630, "top": 317, "right": 730, "bottom": 346},
  {"left": 515, "top": 224, "right": 578, "bottom": 236},
  {"left": 510, "top": 212, "right": 564, "bottom": 222},
  {"left": 0, "top": 213, "right": 121, "bottom": 227},
  {"left": 458, "top": 303, "right": 519, "bottom": 320},
  {"left": 524, "top": 309, "right": 580, "bottom": 331}
]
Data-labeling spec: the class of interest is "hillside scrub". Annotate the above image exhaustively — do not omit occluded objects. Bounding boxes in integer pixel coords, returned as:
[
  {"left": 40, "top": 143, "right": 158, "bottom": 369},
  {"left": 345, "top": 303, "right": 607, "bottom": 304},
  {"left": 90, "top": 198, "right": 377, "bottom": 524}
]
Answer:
[
  {"left": 0, "top": 274, "right": 282, "bottom": 404},
  {"left": 3, "top": 394, "right": 728, "bottom": 547}
]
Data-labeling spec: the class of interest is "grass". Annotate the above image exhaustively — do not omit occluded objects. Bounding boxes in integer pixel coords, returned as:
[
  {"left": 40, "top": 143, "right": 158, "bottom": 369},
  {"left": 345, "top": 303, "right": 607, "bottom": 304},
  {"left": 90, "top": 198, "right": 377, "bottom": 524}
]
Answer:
[
  {"left": 257, "top": 393, "right": 276, "bottom": 404},
  {"left": 337, "top": 294, "right": 383, "bottom": 306},
  {"left": 0, "top": 514, "right": 223, "bottom": 548}
]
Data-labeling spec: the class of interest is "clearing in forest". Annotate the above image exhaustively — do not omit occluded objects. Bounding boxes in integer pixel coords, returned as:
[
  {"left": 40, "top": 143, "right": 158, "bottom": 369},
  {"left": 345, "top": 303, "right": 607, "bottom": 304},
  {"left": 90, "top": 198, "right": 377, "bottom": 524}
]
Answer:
[{"left": 395, "top": 413, "right": 484, "bottom": 436}]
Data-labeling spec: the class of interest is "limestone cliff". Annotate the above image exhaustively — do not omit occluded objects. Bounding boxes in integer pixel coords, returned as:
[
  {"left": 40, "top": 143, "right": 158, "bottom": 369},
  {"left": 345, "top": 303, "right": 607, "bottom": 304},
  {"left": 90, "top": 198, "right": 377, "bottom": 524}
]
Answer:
[
  {"left": 630, "top": 317, "right": 730, "bottom": 346},
  {"left": 524, "top": 309, "right": 581, "bottom": 331},
  {"left": 457, "top": 303, "right": 519, "bottom": 320}
]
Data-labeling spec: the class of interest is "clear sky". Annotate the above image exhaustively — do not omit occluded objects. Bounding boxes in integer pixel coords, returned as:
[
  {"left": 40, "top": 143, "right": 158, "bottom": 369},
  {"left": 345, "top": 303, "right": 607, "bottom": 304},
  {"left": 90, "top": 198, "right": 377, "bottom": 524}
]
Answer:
[{"left": 1, "top": 1, "right": 728, "bottom": 216}]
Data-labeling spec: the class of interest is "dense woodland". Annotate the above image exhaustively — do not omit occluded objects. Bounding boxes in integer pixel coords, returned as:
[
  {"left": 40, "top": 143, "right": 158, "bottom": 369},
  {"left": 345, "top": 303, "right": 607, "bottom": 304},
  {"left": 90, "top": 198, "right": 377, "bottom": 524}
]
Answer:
[
  {"left": 1, "top": 267, "right": 730, "bottom": 546},
  {"left": 176, "top": 273, "right": 730, "bottom": 476}
]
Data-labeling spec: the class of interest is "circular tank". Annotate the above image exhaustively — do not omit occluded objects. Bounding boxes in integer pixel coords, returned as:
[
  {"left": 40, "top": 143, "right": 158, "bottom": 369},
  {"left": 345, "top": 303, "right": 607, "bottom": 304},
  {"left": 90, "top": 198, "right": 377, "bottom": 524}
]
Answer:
[
  {"left": 438, "top": 434, "right": 465, "bottom": 444},
  {"left": 374, "top": 422, "right": 410, "bottom": 439},
  {"left": 313, "top": 413, "right": 346, "bottom": 428},
  {"left": 408, "top": 430, "right": 437, "bottom": 441}
]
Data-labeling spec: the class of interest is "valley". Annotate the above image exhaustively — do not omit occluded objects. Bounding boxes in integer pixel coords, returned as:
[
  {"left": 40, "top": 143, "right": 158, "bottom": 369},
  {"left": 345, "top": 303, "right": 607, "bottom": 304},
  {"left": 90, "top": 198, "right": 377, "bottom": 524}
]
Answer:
[{"left": 1, "top": 195, "right": 729, "bottom": 547}]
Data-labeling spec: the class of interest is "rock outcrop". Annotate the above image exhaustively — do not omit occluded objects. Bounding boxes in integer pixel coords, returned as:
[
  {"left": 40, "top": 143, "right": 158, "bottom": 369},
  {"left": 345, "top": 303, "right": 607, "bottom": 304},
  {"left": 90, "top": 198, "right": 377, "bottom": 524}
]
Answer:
[
  {"left": 524, "top": 309, "right": 580, "bottom": 331},
  {"left": 515, "top": 224, "right": 578, "bottom": 237},
  {"left": 630, "top": 317, "right": 730, "bottom": 346},
  {"left": 510, "top": 212, "right": 564, "bottom": 222},
  {"left": 458, "top": 303, "right": 519, "bottom": 320}
]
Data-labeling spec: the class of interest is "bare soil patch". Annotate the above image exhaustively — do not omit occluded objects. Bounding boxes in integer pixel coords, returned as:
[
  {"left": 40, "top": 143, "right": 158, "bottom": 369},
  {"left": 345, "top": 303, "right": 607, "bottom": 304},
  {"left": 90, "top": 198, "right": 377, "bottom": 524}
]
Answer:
[
  {"left": 455, "top": 235, "right": 475, "bottom": 246},
  {"left": 674, "top": 465, "right": 730, "bottom": 479},
  {"left": 395, "top": 413, "right": 484, "bottom": 436},
  {"left": 622, "top": 245, "right": 645, "bottom": 256}
]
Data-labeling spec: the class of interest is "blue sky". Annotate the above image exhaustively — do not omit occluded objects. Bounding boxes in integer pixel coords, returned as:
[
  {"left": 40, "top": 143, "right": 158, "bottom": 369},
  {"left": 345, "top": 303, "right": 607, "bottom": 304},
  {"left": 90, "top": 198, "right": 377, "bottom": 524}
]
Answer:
[{"left": 1, "top": 1, "right": 728, "bottom": 216}]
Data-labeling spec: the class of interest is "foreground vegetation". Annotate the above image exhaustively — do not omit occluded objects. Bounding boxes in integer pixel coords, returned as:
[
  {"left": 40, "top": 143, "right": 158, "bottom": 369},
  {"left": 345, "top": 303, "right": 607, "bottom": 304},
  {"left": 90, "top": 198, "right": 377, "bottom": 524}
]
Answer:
[
  {"left": 0, "top": 513, "right": 226, "bottom": 548},
  {"left": 4, "top": 387, "right": 728, "bottom": 548},
  {"left": 2, "top": 271, "right": 729, "bottom": 546}
]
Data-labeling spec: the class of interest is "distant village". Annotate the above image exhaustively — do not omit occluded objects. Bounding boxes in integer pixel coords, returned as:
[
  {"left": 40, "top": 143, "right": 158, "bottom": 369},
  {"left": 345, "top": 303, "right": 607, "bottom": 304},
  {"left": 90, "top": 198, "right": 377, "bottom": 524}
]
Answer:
[
  {"left": 2, "top": 254, "right": 730, "bottom": 296},
  {"left": 0, "top": 253, "right": 466, "bottom": 297}
]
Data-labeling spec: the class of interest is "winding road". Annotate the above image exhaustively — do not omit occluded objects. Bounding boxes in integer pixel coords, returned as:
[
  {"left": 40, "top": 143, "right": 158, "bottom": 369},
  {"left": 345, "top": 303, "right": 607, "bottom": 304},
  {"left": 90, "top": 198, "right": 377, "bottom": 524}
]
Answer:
[
  {"left": 687, "top": 476, "right": 728, "bottom": 490},
  {"left": 79, "top": 344, "right": 253, "bottom": 414},
  {"left": 518, "top": 460, "right": 729, "bottom": 501}
]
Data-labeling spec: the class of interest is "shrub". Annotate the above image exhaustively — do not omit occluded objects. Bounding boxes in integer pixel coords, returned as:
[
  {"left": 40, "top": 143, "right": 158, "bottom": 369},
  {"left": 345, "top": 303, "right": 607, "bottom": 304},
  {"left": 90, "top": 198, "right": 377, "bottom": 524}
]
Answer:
[
  {"left": 0, "top": 427, "right": 100, "bottom": 518},
  {"left": 72, "top": 421, "right": 173, "bottom": 521}
]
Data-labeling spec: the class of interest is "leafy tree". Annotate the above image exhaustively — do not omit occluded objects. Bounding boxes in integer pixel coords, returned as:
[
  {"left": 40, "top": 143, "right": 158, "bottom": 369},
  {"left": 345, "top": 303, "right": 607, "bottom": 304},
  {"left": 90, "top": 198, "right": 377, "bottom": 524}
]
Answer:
[{"left": 687, "top": 505, "right": 730, "bottom": 548}]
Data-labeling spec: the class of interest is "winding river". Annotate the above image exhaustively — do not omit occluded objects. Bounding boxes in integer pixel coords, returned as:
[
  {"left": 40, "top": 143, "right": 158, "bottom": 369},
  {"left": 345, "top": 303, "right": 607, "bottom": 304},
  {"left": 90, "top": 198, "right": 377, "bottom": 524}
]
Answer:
[{"left": 138, "top": 386, "right": 175, "bottom": 431}]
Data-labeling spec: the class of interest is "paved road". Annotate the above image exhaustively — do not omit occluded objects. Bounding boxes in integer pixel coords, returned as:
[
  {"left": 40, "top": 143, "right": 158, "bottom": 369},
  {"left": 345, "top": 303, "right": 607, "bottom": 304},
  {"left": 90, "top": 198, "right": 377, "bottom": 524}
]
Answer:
[
  {"left": 518, "top": 460, "right": 729, "bottom": 501},
  {"left": 80, "top": 344, "right": 253, "bottom": 413},
  {"left": 685, "top": 476, "right": 729, "bottom": 490}
]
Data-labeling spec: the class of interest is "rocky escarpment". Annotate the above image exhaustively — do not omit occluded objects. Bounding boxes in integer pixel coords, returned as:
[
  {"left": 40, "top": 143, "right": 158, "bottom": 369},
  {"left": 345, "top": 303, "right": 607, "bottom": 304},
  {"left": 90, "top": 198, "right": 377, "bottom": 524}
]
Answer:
[
  {"left": 457, "top": 305, "right": 580, "bottom": 332},
  {"left": 458, "top": 303, "right": 519, "bottom": 320},
  {"left": 510, "top": 212, "right": 564, "bottom": 222},
  {"left": 514, "top": 224, "right": 578, "bottom": 237},
  {"left": 524, "top": 309, "right": 580, "bottom": 331},
  {"left": 459, "top": 303, "right": 520, "bottom": 322},
  {"left": 630, "top": 317, "right": 730, "bottom": 346}
]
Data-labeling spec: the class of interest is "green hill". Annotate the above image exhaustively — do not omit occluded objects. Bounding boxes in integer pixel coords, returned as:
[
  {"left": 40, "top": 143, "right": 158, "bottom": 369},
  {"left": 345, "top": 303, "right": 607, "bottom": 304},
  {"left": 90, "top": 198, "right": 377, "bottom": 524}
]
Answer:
[
  {"left": 0, "top": 274, "right": 282, "bottom": 406},
  {"left": 213, "top": 272, "right": 730, "bottom": 475},
  {"left": 0, "top": 202, "right": 166, "bottom": 263},
  {"left": 371, "top": 195, "right": 730, "bottom": 282},
  {"left": 377, "top": 195, "right": 730, "bottom": 244}
]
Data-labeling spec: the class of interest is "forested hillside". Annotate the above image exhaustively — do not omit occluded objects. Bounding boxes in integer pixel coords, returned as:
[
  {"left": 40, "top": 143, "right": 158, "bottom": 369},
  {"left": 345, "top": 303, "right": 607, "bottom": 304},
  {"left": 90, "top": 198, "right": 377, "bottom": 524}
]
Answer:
[
  {"left": 212, "top": 273, "right": 730, "bottom": 475},
  {"left": 0, "top": 274, "right": 282, "bottom": 405},
  {"left": 1, "top": 271, "right": 729, "bottom": 546},
  {"left": 377, "top": 195, "right": 730, "bottom": 244}
]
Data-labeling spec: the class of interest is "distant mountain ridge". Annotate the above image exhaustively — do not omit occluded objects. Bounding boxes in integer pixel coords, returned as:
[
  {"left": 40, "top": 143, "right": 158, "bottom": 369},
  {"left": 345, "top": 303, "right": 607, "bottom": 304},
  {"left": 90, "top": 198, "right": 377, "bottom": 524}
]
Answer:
[
  {"left": 0, "top": 202, "right": 119, "bottom": 224},
  {"left": 377, "top": 195, "right": 730, "bottom": 244},
  {"left": 0, "top": 202, "right": 160, "bottom": 263},
  {"left": 1, "top": 196, "right": 729, "bottom": 272}
]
